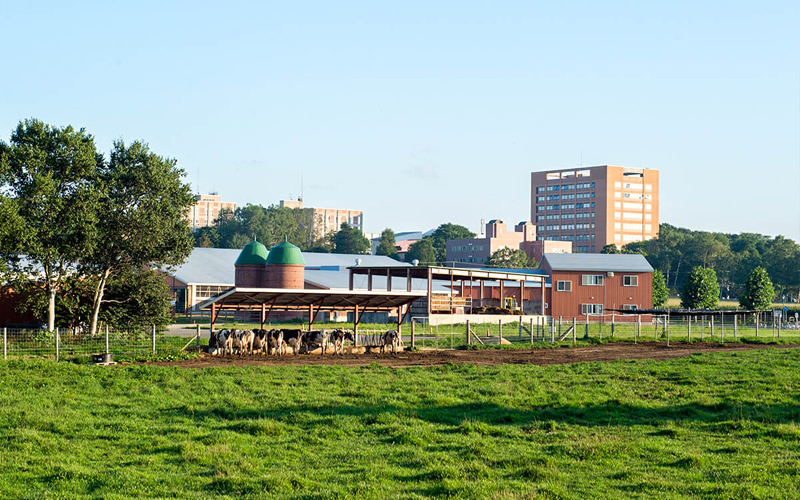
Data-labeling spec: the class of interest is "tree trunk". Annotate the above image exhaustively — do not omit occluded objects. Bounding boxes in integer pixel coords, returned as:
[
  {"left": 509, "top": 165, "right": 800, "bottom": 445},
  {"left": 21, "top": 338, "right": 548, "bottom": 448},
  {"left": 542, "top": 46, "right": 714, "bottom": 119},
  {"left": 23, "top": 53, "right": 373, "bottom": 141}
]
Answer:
[
  {"left": 89, "top": 268, "right": 111, "bottom": 337},
  {"left": 48, "top": 286, "right": 56, "bottom": 333}
]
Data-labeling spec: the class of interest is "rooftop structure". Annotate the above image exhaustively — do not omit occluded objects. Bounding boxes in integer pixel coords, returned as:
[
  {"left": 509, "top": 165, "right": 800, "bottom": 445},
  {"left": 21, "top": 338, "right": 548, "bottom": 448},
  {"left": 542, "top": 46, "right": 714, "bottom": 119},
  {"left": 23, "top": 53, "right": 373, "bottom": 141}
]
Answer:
[{"left": 279, "top": 198, "right": 363, "bottom": 239}]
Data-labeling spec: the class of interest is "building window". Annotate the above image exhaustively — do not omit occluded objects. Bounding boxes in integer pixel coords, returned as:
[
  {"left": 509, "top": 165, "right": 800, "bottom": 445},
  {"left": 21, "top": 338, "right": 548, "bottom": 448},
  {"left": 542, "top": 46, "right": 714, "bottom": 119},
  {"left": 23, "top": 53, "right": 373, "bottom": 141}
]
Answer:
[
  {"left": 581, "top": 304, "right": 603, "bottom": 315},
  {"left": 537, "top": 186, "right": 545, "bottom": 193},
  {"left": 557, "top": 281, "right": 571, "bottom": 292},
  {"left": 623, "top": 275, "right": 638, "bottom": 286},
  {"left": 582, "top": 275, "right": 604, "bottom": 286},
  {"left": 622, "top": 304, "right": 639, "bottom": 311}
]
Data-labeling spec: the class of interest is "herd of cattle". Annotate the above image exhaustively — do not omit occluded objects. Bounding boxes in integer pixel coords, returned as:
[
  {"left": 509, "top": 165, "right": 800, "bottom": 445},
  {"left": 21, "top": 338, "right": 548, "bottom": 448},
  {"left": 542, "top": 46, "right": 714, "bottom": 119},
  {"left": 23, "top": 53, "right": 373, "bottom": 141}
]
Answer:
[{"left": 210, "top": 328, "right": 402, "bottom": 356}]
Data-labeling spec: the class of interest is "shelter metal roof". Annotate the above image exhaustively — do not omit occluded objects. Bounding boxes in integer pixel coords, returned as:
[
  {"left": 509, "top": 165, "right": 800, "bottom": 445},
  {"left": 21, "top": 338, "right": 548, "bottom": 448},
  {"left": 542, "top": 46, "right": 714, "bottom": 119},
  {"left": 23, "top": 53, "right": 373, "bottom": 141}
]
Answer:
[
  {"left": 195, "top": 287, "right": 426, "bottom": 311},
  {"left": 348, "top": 265, "right": 547, "bottom": 283},
  {"left": 542, "top": 253, "right": 653, "bottom": 273}
]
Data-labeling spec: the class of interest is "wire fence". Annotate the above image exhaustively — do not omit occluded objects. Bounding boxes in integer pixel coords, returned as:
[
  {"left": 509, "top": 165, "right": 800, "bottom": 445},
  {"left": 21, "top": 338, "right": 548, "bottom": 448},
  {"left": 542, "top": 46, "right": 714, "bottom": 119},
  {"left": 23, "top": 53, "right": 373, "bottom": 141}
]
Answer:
[
  {"left": 0, "top": 326, "right": 198, "bottom": 361},
  {"left": 403, "top": 312, "right": 800, "bottom": 350}
]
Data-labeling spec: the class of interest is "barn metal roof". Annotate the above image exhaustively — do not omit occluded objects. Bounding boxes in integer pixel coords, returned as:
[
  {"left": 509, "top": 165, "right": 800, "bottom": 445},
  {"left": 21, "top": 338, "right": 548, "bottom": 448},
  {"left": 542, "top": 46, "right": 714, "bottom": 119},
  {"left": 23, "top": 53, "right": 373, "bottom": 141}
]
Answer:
[
  {"left": 542, "top": 253, "right": 653, "bottom": 273},
  {"left": 167, "top": 248, "right": 410, "bottom": 286}
]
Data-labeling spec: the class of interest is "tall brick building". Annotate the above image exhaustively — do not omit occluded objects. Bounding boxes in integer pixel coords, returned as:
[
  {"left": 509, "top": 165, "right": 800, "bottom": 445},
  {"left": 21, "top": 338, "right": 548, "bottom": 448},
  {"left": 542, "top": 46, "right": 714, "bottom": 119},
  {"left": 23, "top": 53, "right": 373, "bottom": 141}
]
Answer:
[
  {"left": 187, "top": 193, "right": 237, "bottom": 231},
  {"left": 280, "top": 198, "right": 363, "bottom": 239},
  {"left": 531, "top": 165, "right": 659, "bottom": 252}
]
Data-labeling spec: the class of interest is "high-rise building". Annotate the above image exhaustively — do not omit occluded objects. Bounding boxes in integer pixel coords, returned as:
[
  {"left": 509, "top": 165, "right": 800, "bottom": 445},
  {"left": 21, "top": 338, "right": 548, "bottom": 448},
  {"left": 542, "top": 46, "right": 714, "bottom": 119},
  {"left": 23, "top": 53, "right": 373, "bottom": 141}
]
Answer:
[
  {"left": 279, "top": 198, "right": 364, "bottom": 239},
  {"left": 187, "top": 193, "right": 237, "bottom": 230},
  {"left": 530, "top": 165, "right": 659, "bottom": 252}
]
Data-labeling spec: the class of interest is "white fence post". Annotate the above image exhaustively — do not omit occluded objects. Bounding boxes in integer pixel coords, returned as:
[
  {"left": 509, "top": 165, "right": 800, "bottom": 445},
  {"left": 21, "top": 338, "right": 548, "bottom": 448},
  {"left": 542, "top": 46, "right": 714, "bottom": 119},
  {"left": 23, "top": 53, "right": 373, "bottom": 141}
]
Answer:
[
  {"left": 105, "top": 325, "right": 110, "bottom": 354},
  {"left": 55, "top": 328, "right": 60, "bottom": 362},
  {"left": 196, "top": 324, "right": 201, "bottom": 348},
  {"left": 152, "top": 324, "right": 156, "bottom": 354},
  {"left": 3, "top": 327, "right": 6, "bottom": 360}
]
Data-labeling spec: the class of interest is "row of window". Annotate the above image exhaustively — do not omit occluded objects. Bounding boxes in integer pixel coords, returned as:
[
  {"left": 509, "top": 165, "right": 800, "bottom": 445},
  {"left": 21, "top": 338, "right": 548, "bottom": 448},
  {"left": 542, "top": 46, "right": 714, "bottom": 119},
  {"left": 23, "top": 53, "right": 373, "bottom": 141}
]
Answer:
[
  {"left": 538, "top": 223, "right": 596, "bottom": 232},
  {"left": 579, "top": 304, "right": 638, "bottom": 315},
  {"left": 451, "top": 245, "right": 485, "bottom": 251},
  {"left": 556, "top": 275, "right": 639, "bottom": 290},
  {"left": 536, "top": 182, "right": 596, "bottom": 193}
]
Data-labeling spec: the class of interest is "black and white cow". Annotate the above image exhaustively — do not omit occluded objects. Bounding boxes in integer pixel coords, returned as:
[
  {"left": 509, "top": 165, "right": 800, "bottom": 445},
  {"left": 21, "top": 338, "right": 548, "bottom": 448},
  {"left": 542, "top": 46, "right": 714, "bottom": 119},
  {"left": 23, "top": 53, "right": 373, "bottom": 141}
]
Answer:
[
  {"left": 252, "top": 329, "right": 268, "bottom": 355},
  {"left": 213, "top": 329, "right": 235, "bottom": 356},
  {"left": 267, "top": 329, "right": 285, "bottom": 356},
  {"left": 380, "top": 330, "right": 401, "bottom": 354},
  {"left": 281, "top": 329, "right": 303, "bottom": 356},
  {"left": 302, "top": 330, "right": 330, "bottom": 355},
  {"left": 329, "top": 329, "right": 354, "bottom": 355},
  {"left": 238, "top": 329, "right": 255, "bottom": 355}
]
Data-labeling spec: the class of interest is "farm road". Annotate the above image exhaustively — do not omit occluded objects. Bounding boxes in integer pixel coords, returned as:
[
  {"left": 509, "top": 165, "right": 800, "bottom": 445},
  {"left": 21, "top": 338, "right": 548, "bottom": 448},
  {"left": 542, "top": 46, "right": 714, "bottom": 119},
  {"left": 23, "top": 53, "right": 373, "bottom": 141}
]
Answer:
[{"left": 155, "top": 342, "right": 800, "bottom": 369}]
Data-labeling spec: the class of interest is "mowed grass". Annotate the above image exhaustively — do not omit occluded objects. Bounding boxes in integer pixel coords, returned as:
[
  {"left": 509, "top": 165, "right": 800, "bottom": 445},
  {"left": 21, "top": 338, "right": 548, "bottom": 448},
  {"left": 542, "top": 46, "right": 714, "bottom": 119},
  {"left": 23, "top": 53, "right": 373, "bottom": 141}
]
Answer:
[{"left": 2, "top": 351, "right": 800, "bottom": 499}]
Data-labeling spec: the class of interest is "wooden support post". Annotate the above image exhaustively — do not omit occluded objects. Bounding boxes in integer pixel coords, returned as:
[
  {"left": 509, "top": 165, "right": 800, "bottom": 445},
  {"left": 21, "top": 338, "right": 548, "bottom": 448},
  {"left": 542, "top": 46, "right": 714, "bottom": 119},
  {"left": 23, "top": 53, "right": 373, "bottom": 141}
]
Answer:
[
  {"left": 572, "top": 317, "right": 576, "bottom": 345},
  {"left": 465, "top": 320, "right": 469, "bottom": 346},
  {"left": 407, "top": 268, "right": 412, "bottom": 292},
  {"left": 197, "top": 324, "right": 201, "bottom": 347},
  {"left": 755, "top": 313, "right": 759, "bottom": 338},
  {"left": 550, "top": 317, "right": 555, "bottom": 343},
  {"left": 585, "top": 313, "right": 589, "bottom": 339},
  {"left": 105, "top": 324, "right": 110, "bottom": 354},
  {"left": 500, "top": 280, "right": 505, "bottom": 310},
  {"left": 411, "top": 321, "right": 416, "bottom": 348},
  {"left": 519, "top": 316, "right": 522, "bottom": 339},
  {"left": 261, "top": 303, "right": 266, "bottom": 329},
  {"left": 559, "top": 316, "right": 562, "bottom": 338},
  {"left": 211, "top": 302, "right": 217, "bottom": 334},
  {"left": 367, "top": 270, "right": 372, "bottom": 291},
  {"left": 426, "top": 269, "right": 433, "bottom": 316},
  {"left": 354, "top": 305, "right": 359, "bottom": 346},
  {"left": 397, "top": 306, "right": 402, "bottom": 336},
  {"left": 387, "top": 271, "right": 392, "bottom": 292},
  {"left": 520, "top": 280, "right": 525, "bottom": 315},
  {"left": 309, "top": 304, "right": 315, "bottom": 331},
  {"left": 540, "top": 277, "right": 545, "bottom": 315},
  {"left": 667, "top": 318, "right": 670, "bottom": 346},
  {"left": 349, "top": 269, "right": 354, "bottom": 290},
  {"left": 688, "top": 314, "right": 691, "bottom": 342},
  {"left": 2, "top": 327, "right": 6, "bottom": 360},
  {"left": 721, "top": 312, "right": 725, "bottom": 343},
  {"left": 734, "top": 314, "right": 737, "bottom": 341},
  {"left": 152, "top": 324, "right": 156, "bottom": 354},
  {"left": 498, "top": 319, "right": 502, "bottom": 341},
  {"left": 611, "top": 312, "right": 615, "bottom": 337},
  {"left": 55, "top": 328, "right": 59, "bottom": 362},
  {"left": 530, "top": 318, "right": 534, "bottom": 344}
]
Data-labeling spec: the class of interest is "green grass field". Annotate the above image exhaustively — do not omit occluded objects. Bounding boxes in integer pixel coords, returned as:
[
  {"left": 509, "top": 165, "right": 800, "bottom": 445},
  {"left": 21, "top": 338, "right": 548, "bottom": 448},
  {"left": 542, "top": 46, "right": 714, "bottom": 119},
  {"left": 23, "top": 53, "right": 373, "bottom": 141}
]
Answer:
[{"left": 2, "top": 349, "right": 800, "bottom": 499}]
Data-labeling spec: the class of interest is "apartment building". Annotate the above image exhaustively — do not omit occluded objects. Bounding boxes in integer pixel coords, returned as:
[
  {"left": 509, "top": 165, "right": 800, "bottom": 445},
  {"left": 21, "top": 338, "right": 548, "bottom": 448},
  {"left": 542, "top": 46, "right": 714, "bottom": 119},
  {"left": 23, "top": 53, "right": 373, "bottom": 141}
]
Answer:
[
  {"left": 279, "top": 198, "right": 363, "bottom": 239},
  {"left": 187, "top": 193, "right": 237, "bottom": 230},
  {"left": 530, "top": 165, "right": 659, "bottom": 252},
  {"left": 447, "top": 220, "right": 571, "bottom": 265}
]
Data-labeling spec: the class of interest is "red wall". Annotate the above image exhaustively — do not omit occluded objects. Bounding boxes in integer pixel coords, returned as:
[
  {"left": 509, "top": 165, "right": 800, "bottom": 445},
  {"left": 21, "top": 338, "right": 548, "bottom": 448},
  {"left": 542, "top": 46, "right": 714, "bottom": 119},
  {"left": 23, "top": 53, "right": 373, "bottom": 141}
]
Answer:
[{"left": 550, "top": 271, "right": 652, "bottom": 321}]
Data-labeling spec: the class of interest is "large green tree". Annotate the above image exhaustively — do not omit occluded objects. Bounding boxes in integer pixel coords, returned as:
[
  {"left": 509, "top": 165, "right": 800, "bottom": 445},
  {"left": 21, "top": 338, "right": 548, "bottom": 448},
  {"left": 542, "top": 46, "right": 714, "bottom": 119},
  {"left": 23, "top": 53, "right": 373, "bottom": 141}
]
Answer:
[
  {"left": 331, "top": 223, "right": 371, "bottom": 254},
  {"left": 194, "top": 204, "right": 318, "bottom": 250},
  {"left": 652, "top": 270, "right": 669, "bottom": 308},
  {"left": 427, "top": 223, "right": 475, "bottom": 263},
  {"left": 404, "top": 239, "right": 437, "bottom": 265},
  {"left": 0, "top": 119, "right": 102, "bottom": 331},
  {"left": 375, "top": 228, "right": 398, "bottom": 259},
  {"left": 84, "top": 140, "right": 195, "bottom": 337},
  {"left": 486, "top": 247, "right": 536, "bottom": 268},
  {"left": 680, "top": 266, "right": 720, "bottom": 309},
  {"left": 739, "top": 266, "right": 775, "bottom": 310}
]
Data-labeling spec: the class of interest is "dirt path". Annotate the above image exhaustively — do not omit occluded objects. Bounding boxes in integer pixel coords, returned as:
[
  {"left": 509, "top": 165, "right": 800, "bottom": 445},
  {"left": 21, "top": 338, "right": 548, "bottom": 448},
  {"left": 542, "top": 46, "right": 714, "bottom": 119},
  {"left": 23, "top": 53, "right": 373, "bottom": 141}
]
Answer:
[{"left": 153, "top": 342, "right": 800, "bottom": 369}]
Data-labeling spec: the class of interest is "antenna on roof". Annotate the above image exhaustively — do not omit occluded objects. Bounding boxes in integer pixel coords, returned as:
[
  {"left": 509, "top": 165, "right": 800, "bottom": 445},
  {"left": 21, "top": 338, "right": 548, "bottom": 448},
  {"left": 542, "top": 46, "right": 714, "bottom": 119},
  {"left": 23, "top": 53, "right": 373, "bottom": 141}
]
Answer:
[{"left": 300, "top": 173, "right": 304, "bottom": 202}]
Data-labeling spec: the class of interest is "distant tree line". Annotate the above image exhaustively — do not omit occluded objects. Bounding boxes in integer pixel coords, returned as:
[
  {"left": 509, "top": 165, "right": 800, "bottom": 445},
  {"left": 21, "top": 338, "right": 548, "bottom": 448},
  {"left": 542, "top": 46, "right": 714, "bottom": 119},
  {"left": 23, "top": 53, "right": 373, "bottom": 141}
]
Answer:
[{"left": 615, "top": 223, "right": 799, "bottom": 301}]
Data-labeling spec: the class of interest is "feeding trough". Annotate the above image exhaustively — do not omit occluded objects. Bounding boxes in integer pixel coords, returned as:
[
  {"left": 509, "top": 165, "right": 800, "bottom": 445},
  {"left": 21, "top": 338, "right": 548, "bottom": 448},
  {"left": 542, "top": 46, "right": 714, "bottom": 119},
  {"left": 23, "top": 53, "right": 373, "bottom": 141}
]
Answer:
[{"left": 92, "top": 353, "right": 116, "bottom": 365}]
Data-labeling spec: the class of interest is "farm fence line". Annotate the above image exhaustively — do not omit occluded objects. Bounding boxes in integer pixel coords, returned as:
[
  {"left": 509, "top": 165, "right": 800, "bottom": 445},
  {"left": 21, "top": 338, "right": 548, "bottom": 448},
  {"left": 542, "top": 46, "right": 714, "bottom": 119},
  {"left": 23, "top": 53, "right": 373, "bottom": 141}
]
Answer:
[{"left": 1, "top": 325, "right": 199, "bottom": 361}]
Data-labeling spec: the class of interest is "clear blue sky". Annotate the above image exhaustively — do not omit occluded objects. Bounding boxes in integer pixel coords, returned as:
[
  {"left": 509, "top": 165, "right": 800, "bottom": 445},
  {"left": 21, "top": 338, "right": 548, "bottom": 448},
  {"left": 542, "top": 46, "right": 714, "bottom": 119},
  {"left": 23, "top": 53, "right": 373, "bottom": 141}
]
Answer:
[{"left": 2, "top": 1, "right": 798, "bottom": 241}]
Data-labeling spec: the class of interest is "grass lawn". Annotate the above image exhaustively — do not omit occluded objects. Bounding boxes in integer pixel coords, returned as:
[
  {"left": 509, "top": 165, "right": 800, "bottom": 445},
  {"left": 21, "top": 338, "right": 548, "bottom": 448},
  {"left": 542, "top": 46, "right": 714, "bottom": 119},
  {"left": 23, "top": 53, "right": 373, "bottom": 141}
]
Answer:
[{"left": 1, "top": 349, "right": 800, "bottom": 499}]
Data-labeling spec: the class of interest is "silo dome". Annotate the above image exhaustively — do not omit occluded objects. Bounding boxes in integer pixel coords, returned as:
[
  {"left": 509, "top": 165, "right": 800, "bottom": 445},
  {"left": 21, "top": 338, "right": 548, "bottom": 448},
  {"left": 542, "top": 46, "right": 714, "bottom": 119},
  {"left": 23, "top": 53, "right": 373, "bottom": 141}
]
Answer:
[
  {"left": 234, "top": 239, "right": 269, "bottom": 287},
  {"left": 265, "top": 241, "right": 305, "bottom": 288}
]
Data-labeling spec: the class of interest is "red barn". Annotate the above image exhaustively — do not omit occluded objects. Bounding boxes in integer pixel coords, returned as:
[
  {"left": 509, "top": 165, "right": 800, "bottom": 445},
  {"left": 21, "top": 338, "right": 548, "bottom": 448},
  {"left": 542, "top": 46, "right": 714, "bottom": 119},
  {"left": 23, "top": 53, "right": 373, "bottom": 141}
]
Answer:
[{"left": 541, "top": 253, "right": 654, "bottom": 321}]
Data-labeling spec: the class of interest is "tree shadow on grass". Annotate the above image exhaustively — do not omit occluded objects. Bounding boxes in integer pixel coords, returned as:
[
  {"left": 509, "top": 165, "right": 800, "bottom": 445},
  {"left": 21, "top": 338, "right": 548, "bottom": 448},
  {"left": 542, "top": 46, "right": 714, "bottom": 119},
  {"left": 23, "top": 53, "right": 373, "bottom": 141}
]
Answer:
[{"left": 165, "top": 395, "right": 800, "bottom": 436}]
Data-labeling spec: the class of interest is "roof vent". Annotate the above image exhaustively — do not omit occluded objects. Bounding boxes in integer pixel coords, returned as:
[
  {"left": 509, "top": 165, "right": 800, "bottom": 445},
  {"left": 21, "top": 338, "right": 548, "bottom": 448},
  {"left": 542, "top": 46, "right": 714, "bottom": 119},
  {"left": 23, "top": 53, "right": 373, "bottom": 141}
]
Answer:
[
  {"left": 412, "top": 259, "right": 419, "bottom": 266},
  {"left": 607, "top": 271, "right": 614, "bottom": 277},
  {"left": 355, "top": 258, "right": 362, "bottom": 266}
]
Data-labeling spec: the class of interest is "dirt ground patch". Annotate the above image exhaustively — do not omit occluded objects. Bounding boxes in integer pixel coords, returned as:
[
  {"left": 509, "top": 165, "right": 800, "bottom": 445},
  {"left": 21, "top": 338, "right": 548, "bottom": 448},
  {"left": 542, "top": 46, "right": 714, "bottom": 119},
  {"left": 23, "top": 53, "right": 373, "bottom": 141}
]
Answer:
[{"left": 152, "top": 342, "right": 800, "bottom": 369}]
